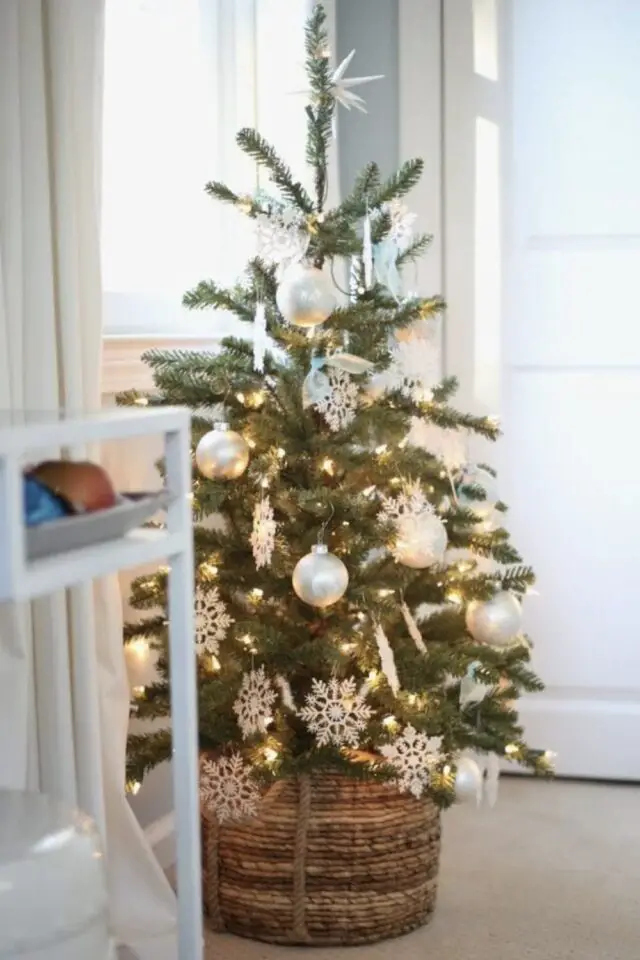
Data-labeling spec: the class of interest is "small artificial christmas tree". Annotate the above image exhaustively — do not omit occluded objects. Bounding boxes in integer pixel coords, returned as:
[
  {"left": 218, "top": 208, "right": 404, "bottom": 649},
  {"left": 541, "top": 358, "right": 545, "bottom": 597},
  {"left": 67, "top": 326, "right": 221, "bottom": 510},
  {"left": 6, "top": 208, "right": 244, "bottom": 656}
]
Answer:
[{"left": 122, "top": 4, "right": 549, "bottom": 944}]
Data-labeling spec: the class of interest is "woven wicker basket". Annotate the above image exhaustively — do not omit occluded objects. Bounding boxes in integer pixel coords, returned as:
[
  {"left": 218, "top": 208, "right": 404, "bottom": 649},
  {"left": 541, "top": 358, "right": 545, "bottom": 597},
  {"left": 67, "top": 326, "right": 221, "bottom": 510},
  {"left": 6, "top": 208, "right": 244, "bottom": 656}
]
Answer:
[{"left": 202, "top": 772, "right": 441, "bottom": 946}]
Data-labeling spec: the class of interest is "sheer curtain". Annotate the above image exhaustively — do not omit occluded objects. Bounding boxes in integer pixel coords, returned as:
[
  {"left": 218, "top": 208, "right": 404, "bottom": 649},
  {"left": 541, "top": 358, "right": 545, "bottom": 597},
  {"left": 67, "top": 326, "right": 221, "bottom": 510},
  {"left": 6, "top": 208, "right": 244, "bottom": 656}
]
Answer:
[{"left": 0, "top": 2, "right": 176, "bottom": 958}]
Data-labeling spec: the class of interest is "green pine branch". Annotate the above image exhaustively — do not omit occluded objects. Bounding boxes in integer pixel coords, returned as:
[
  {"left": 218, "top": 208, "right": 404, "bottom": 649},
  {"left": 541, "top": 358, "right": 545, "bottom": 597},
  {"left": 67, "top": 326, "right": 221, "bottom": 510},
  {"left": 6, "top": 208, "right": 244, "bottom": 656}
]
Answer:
[{"left": 236, "top": 128, "right": 314, "bottom": 212}]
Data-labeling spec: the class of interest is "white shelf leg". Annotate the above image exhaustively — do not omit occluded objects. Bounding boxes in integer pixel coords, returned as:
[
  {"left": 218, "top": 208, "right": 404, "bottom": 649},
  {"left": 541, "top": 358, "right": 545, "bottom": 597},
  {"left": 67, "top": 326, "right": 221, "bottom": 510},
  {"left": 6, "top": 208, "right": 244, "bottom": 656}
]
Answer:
[{"left": 165, "top": 424, "right": 203, "bottom": 960}]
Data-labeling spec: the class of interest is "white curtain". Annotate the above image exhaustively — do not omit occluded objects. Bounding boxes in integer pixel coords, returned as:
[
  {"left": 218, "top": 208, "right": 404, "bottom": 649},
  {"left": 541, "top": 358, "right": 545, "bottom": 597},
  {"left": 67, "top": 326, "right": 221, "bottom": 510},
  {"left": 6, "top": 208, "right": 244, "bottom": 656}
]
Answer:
[{"left": 0, "top": 2, "right": 177, "bottom": 957}]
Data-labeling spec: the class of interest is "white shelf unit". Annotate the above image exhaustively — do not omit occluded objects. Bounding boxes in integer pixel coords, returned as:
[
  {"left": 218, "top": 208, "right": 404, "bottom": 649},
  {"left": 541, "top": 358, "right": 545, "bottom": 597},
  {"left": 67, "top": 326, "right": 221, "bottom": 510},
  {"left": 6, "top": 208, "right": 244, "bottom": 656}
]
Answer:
[{"left": 0, "top": 407, "right": 202, "bottom": 960}]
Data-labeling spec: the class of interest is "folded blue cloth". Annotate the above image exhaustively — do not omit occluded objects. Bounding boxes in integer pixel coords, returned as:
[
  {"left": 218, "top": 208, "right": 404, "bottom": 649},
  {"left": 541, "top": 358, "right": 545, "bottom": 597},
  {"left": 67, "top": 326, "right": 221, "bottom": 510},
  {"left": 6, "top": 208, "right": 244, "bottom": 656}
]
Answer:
[{"left": 24, "top": 476, "right": 71, "bottom": 527}]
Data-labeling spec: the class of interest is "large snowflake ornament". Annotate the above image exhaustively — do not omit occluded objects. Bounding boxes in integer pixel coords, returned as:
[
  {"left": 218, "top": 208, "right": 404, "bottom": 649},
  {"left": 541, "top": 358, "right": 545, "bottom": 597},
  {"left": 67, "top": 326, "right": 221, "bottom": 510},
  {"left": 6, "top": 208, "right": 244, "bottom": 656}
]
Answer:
[
  {"left": 233, "top": 666, "right": 277, "bottom": 739},
  {"left": 380, "top": 724, "right": 444, "bottom": 798},
  {"left": 379, "top": 481, "right": 433, "bottom": 527},
  {"left": 200, "top": 754, "right": 260, "bottom": 823},
  {"left": 313, "top": 368, "right": 359, "bottom": 432},
  {"left": 381, "top": 198, "right": 417, "bottom": 252},
  {"left": 195, "top": 584, "right": 233, "bottom": 655},
  {"left": 250, "top": 495, "right": 276, "bottom": 569},
  {"left": 379, "top": 337, "right": 440, "bottom": 403},
  {"left": 300, "top": 677, "right": 372, "bottom": 748},
  {"left": 255, "top": 210, "right": 309, "bottom": 275},
  {"left": 408, "top": 418, "right": 468, "bottom": 471}
]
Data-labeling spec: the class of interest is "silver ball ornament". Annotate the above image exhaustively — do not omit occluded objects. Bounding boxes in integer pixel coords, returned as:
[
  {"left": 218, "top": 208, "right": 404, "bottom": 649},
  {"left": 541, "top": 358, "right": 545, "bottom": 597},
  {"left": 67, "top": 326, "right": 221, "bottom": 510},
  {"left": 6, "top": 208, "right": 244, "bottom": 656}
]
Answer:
[
  {"left": 276, "top": 263, "right": 336, "bottom": 328},
  {"left": 395, "top": 513, "right": 448, "bottom": 569},
  {"left": 292, "top": 544, "right": 349, "bottom": 608},
  {"left": 466, "top": 591, "right": 522, "bottom": 647},
  {"left": 454, "top": 756, "right": 483, "bottom": 804},
  {"left": 195, "top": 422, "right": 250, "bottom": 481}
]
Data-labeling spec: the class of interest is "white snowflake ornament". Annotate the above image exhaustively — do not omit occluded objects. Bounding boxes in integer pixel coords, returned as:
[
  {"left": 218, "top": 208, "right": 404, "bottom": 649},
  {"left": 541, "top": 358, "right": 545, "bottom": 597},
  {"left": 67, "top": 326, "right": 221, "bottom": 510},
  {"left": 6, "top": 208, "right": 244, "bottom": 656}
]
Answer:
[
  {"left": 200, "top": 753, "right": 260, "bottom": 823},
  {"left": 379, "top": 480, "right": 433, "bottom": 529},
  {"left": 300, "top": 676, "right": 372, "bottom": 748},
  {"left": 195, "top": 584, "right": 233, "bottom": 655},
  {"left": 380, "top": 724, "right": 444, "bottom": 798},
  {"left": 313, "top": 367, "right": 359, "bottom": 432},
  {"left": 379, "top": 337, "right": 440, "bottom": 404},
  {"left": 382, "top": 198, "right": 417, "bottom": 252},
  {"left": 233, "top": 666, "right": 277, "bottom": 739},
  {"left": 255, "top": 211, "right": 309, "bottom": 277},
  {"left": 250, "top": 495, "right": 276, "bottom": 569}
]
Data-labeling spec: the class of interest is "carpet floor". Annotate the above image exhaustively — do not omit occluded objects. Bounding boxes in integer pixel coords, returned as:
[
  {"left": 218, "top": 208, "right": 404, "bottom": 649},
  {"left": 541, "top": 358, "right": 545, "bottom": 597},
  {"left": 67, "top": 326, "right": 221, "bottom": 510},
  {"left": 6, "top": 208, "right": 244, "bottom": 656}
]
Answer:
[{"left": 204, "top": 778, "right": 640, "bottom": 960}]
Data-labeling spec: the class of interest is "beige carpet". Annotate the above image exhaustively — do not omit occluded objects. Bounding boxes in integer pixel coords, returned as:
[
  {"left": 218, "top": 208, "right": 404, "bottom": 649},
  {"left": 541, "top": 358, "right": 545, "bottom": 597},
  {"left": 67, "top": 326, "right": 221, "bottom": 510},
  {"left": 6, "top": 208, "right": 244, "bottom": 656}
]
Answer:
[{"left": 204, "top": 778, "right": 640, "bottom": 960}]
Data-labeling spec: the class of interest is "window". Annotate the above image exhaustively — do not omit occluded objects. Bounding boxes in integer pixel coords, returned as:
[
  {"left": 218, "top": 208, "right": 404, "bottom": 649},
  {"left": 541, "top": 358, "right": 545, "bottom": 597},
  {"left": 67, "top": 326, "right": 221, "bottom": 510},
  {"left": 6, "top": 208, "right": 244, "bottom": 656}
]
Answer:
[{"left": 102, "top": 0, "right": 312, "bottom": 339}]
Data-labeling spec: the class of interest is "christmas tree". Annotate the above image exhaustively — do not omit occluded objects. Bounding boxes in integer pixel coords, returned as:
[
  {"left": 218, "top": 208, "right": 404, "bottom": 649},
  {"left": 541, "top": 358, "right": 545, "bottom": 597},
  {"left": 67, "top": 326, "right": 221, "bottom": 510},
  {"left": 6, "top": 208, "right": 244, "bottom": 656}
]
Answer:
[{"left": 122, "top": 4, "right": 549, "bottom": 818}]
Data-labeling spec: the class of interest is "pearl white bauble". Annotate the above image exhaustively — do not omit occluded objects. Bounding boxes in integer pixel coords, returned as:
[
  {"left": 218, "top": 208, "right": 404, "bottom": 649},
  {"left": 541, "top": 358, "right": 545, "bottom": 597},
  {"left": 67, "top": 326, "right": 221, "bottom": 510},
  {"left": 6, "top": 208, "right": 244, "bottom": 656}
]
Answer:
[
  {"left": 395, "top": 514, "right": 448, "bottom": 569},
  {"left": 454, "top": 756, "right": 483, "bottom": 804},
  {"left": 465, "top": 591, "right": 522, "bottom": 647},
  {"left": 276, "top": 263, "right": 336, "bottom": 328},
  {"left": 195, "top": 423, "right": 250, "bottom": 480},
  {"left": 292, "top": 544, "right": 349, "bottom": 608}
]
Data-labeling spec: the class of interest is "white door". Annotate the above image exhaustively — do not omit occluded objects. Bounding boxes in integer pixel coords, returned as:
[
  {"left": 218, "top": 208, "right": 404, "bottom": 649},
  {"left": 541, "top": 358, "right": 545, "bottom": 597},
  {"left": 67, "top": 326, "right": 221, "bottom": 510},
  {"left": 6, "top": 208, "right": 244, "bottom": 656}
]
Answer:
[{"left": 502, "top": 0, "right": 640, "bottom": 779}]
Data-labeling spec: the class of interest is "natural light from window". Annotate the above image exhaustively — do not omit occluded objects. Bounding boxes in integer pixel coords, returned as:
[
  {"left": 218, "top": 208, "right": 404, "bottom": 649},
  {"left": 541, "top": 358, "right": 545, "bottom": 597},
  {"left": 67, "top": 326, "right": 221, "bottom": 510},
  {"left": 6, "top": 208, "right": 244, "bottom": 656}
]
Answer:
[{"left": 102, "top": 0, "right": 309, "bottom": 337}]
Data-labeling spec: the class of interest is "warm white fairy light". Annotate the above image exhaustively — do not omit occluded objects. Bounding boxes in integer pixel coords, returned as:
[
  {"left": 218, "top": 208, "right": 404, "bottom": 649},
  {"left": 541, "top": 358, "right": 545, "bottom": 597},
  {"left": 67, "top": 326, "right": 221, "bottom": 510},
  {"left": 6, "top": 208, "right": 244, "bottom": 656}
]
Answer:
[
  {"left": 341, "top": 641, "right": 356, "bottom": 654},
  {"left": 247, "top": 438, "right": 256, "bottom": 449},
  {"left": 133, "top": 396, "right": 149, "bottom": 407},
  {"left": 250, "top": 588, "right": 264, "bottom": 600},
  {"left": 132, "top": 685, "right": 146, "bottom": 698},
  {"left": 322, "top": 458, "right": 335, "bottom": 475},
  {"left": 199, "top": 562, "right": 218, "bottom": 579},
  {"left": 126, "top": 780, "right": 142, "bottom": 795},
  {"left": 382, "top": 715, "right": 398, "bottom": 730},
  {"left": 505, "top": 743, "right": 519, "bottom": 756},
  {"left": 264, "top": 747, "right": 279, "bottom": 763},
  {"left": 127, "top": 638, "right": 149, "bottom": 660},
  {"left": 277, "top": 447, "right": 286, "bottom": 458},
  {"left": 375, "top": 444, "right": 388, "bottom": 455},
  {"left": 446, "top": 591, "right": 463, "bottom": 605},
  {"left": 236, "top": 392, "right": 246, "bottom": 404},
  {"left": 378, "top": 588, "right": 394, "bottom": 598}
]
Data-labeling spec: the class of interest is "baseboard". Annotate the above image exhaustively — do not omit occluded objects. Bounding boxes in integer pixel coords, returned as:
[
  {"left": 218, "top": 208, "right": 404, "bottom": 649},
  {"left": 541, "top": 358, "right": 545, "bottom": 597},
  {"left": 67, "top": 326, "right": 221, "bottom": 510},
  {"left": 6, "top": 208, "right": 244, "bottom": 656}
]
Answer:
[{"left": 144, "top": 812, "right": 176, "bottom": 870}]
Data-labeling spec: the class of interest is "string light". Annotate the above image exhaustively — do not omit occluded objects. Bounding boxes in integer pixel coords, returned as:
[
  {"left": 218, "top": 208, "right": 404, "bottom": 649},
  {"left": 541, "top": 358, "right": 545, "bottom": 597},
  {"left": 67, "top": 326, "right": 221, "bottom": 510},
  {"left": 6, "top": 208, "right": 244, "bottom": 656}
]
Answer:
[
  {"left": 132, "top": 685, "right": 146, "bottom": 699},
  {"left": 126, "top": 780, "right": 142, "bottom": 795},
  {"left": 250, "top": 588, "right": 264, "bottom": 600},
  {"left": 382, "top": 715, "right": 398, "bottom": 731},
  {"left": 378, "top": 588, "right": 394, "bottom": 598},
  {"left": 261, "top": 477, "right": 270, "bottom": 488},
  {"left": 446, "top": 591, "right": 463, "bottom": 605},
  {"left": 363, "top": 485, "right": 377, "bottom": 497},
  {"left": 247, "top": 438, "right": 256, "bottom": 449},
  {"left": 367, "top": 670, "right": 379, "bottom": 685},
  {"left": 443, "top": 764, "right": 452, "bottom": 777},
  {"left": 276, "top": 447, "right": 286, "bottom": 459},
  {"left": 341, "top": 642, "right": 356, "bottom": 654},
  {"left": 505, "top": 743, "right": 519, "bottom": 756},
  {"left": 209, "top": 655, "right": 221, "bottom": 672},
  {"left": 322, "top": 458, "right": 335, "bottom": 475},
  {"left": 264, "top": 747, "right": 279, "bottom": 763},
  {"left": 128, "top": 638, "right": 149, "bottom": 660},
  {"left": 342, "top": 520, "right": 350, "bottom": 527},
  {"left": 133, "top": 396, "right": 149, "bottom": 407},
  {"left": 390, "top": 477, "right": 401, "bottom": 485},
  {"left": 398, "top": 438, "right": 408, "bottom": 449},
  {"left": 199, "top": 562, "right": 218, "bottom": 579},
  {"left": 375, "top": 444, "right": 388, "bottom": 456},
  {"left": 408, "top": 693, "right": 417, "bottom": 705},
  {"left": 251, "top": 391, "right": 265, "bottom": 408},
  {"left": 237, "top": 196, "right": 253, "bottom": 214}
]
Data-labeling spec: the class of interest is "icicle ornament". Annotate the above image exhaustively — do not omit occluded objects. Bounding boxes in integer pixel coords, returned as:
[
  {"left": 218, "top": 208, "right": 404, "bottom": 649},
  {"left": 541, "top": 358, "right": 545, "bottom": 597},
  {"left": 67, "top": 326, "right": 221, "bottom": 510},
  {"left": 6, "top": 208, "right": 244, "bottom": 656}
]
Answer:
[
  {"left": 363, "top": 207, "right": 374, "bottom": 289},
  {"left": 401, "top": 601, "right": 427, "bottom": 654},
  {"left": 374, "top": 622, "right": 400, "bottom": 695},
  {"left": 253, "top": 300, "right": 267, "bottom": 372}
]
